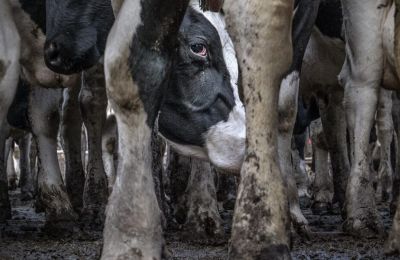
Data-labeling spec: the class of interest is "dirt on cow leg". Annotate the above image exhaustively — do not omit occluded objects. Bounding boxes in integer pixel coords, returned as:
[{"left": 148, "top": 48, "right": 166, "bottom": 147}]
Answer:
[
  {"left": 182, "top": 159, "right": 224, "bottom": 243},
  {"left": 38, "top": 182, "right": 78, "bottom": 234},
  {"left": 343, "top": 165, "right": 385, "bottom": 238},
  {"left": 80, "top": 65, "right": 108, "bottom": 230},
  {"left": 225, "top": 0, "right": 293, "bottom": 258}
]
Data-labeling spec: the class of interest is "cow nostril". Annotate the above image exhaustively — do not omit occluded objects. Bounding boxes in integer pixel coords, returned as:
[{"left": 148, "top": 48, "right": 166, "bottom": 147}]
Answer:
[{"left": 45, "top": 42, "right": 61, "bottom": 63}]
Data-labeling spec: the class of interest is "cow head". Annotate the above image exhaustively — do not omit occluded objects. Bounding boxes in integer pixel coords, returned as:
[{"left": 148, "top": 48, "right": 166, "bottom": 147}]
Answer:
[
  {"left": 44, "top": 0, "right": 246, "bottom": 172},
  {"left": 44, "top": 0, "right": 114, "bottom": 74},
  {"left": 158, "top": 5, "right": 246, "bottom": 171}
]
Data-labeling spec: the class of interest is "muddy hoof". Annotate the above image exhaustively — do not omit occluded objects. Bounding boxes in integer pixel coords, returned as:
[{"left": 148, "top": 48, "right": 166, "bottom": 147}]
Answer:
[
  {"left": 343, "top": 217, "right": 386, "bottom": 238},
  {"left": 311, "top": 202, "right": 330, "bottom": 215}
]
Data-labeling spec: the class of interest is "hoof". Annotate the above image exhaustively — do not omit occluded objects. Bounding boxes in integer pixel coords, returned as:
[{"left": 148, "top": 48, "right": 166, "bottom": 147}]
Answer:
[{"left": 343, "top": 217, "right": 386, "bottom": 238}]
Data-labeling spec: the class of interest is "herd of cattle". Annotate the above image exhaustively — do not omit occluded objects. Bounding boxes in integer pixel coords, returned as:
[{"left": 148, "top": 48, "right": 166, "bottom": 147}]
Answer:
[{"left": 2, "top": 0, "right": 400, "bottom": 259}]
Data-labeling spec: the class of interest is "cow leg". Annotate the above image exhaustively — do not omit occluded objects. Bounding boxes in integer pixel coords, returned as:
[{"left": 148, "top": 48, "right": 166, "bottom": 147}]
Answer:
[
  {"left": 310, "top": 119, "right": 333, "bottom": 214},
  {"left": 376, "top": 88, "right": 394, "bottom": 202},
  {"left": 182, "top": 158, "right": 224, "bottom": 242},
  {"left": 292, "top": 135, "right": 311, "bottom": 200},
  {"left": 61, "top": 82, "right": 85, "bottom": 212},
  {"left": 18, "top": 133, "right": 35, "bottom": 200},
  {"left": 80, "top": 65, "right": 108, "bottom": 228},
  {"left": 0, "top": 0, "right": 20, "bottom": 223},
  {"left": 278, "top": 72, "right": 310, "bottom": 236},
  {"left": 225, "top": 0, "right": 293, "bottom": 258},
  {"left": 319, "top": 88, "right": 349, "bottom": 212},
  {"left": 217, "top": 172, "right": 237, "bottom": 210},
  {"left": 30, "top": 87, "right": 77, "bottom": 227},
  {"left": 6, "top": 138, "right": 17, "bottom": 190},
  {"left": 168, "top": 152, "right": 191, "bottom": 225},
  {"left": 391, "top": 92, "right": 400, "bottom": 215},
  {"left": 339, "top": 0, "right": 387, "bottom": 237},
  {"left": 0, "top": 122, "right": 11, "bottom": 222}
]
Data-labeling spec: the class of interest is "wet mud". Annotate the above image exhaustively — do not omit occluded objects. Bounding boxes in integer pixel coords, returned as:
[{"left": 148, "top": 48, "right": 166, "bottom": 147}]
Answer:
[{"left": 0, "top": 190, "right": 399, "bottom": 259}]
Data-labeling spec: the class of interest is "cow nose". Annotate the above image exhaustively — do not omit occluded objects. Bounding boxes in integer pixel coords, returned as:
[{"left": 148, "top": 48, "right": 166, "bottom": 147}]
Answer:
[{"left": 45, "top": 42, "right": 62, "bottom": 67}]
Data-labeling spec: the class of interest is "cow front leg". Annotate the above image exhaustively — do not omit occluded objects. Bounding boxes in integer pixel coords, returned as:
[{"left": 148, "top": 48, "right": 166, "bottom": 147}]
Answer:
[
  {"left": 80, "top": 65, "right": 108, "bottom": 228},
  {"left": 319, "top": 89, "right": 349, "bottom": 213},
  {"left": 340, "top": 0, "right": 386, "bottom": 237},
  {"left": 17, "top": 132, "right": 35, "bottom": 200},
  {"left": 102, "top": 115, "right": 118, "bottom": 193},
  {"left": 61, "top": 82, "right": 85, "bottom": 212},
  {"left": 182, "top": 158, "right": 224, "bottom": 242},
  {"left": 310, "top": 119, "right": 333, "bottom": 214},
  {"left": 225, "top": 0, "right": 293, "bottom": 258},
  {"left": 30, "top": 87, "right": 77, "bottom": 228},
  {"left": 376, "top": 88, "right": 394, "bottom": 202}
]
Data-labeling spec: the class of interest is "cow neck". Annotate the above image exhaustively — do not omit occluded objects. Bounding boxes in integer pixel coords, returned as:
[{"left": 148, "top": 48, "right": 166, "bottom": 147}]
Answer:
[{"left": 19, "top": 0, "right": 46, "bottom": 34}]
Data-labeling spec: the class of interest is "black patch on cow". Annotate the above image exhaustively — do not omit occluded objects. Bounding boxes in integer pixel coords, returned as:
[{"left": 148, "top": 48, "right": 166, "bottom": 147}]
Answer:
[
  {"left": 19, "top": 0, "right": 46, "bottom": 34},
  {"left": 158, "top": 7, "right": 235, "bottom": 146},
  {"left": 315, "top": 0, "right": 343, "bottom": 40},
  {"left": 7, "top": 78, "right": 31, "bottom": 131},
  {"left": 129, "top": 0, "right": 189, "bottom": 125}
]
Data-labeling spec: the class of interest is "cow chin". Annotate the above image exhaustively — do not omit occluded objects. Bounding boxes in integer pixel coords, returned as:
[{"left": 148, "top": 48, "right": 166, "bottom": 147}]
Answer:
[{"left": 205, "top": 105, "right": 246, "bottom": 173}]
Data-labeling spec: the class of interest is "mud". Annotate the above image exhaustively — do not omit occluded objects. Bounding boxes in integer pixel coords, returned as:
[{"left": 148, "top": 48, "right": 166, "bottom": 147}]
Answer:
[{"left": 0, "top": 190, "right": 399, "bottom": 259}]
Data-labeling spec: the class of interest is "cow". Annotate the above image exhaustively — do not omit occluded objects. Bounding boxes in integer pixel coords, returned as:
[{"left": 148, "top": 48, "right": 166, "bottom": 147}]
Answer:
[
  {"left": 2, "top": 0, "right": 86, "bottom": 228},
  {"left": 0, "top": 0, "right": 20, "bottom": 222}
]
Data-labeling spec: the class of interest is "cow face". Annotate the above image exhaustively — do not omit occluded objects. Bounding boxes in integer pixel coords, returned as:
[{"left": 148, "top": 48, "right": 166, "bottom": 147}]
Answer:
[
  {"left": 158, "top": 6, "right": 246, "bottom": 172},
  {"left": 44, "top": 0, "right": 114, "bottom": 74}
]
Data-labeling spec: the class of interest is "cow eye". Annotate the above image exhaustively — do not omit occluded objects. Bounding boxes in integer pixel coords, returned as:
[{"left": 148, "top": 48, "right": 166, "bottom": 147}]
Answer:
[{"left": 190, "top": 44, "right": 207, "bottom": 57}]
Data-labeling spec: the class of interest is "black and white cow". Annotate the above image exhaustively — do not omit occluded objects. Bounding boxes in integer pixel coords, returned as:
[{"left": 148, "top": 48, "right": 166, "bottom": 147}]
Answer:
[{"left": 44, "top": 0, "right": 245, "bottom": 172}]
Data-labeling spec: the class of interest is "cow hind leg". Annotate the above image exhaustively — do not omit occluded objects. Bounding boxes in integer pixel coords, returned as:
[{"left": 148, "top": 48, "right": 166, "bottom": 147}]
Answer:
[{"left": 30, "top": 87, "right": 77, "bottom": 230}]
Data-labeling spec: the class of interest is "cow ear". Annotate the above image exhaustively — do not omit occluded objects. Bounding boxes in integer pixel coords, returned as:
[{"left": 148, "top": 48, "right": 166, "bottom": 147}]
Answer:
[{"left": 199, "top": 0, "right": 224, "bottom": 12}]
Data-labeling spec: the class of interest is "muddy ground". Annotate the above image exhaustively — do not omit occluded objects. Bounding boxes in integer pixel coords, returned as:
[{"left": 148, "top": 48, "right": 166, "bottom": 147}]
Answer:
[{"left": 0, "top": 190, "right": 399, "bottom": 260}]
